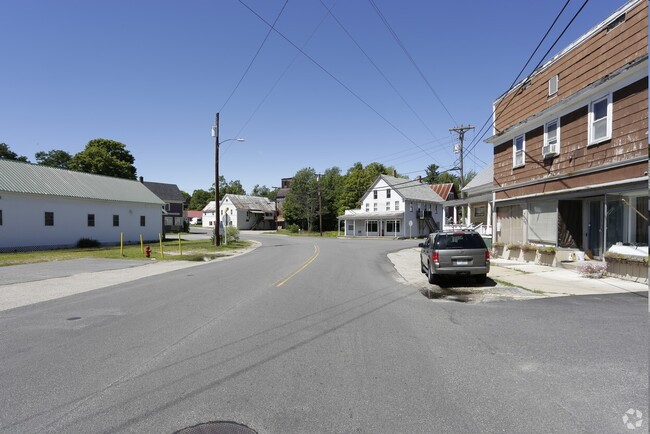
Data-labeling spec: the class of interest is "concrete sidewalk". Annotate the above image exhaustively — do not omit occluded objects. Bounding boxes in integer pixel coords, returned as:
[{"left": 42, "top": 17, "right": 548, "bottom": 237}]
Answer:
[{"left": 389, "top": 248, "right": 648, "bottom": 299}]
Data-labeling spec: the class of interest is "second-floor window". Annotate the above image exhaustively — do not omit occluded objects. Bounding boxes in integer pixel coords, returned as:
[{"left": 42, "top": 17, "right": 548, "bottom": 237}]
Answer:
[
  {"left": 386, "top": 189, "right": 391, "bottom": 198},
  {"left": 395, "top": 201, "right": 399, "bottom": 211},
  {"left": 365, "top": 203, "right": 369, "bottom": 212},
  {"left": 386, "top": 202, "right": 390, "bottom": 211},
  {"left": 373, "top": 203, "right": 378, "bottom": 212},
  {"left": 513, "top": 134, "right": 525, "bottom": 168},
  {"left": 543, "top": 119, "right": 559, "bottom": 157},
  {"left": 373, "top": 190, "right": 378, "bottom": 199},
  {"left": 589, "top": 94, "right": 612, "bottom": 145}
]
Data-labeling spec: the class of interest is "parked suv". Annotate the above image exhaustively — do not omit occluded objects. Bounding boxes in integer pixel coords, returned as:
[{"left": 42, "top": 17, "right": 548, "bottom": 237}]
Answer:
[{"left": 419, "top": 230, "right": 490, "bottom": 284}]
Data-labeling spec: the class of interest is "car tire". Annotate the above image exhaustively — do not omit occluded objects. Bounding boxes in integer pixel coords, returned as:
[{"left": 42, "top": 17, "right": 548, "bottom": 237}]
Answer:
[
  {"left": 475, "top": 274, "right": 487, "bottom": 284},
  {"left": 427, "top": 263, "right": 438, "bottom": 285},
  {"left": 421, "top": 259, "right": 426, "bottom": 274}
]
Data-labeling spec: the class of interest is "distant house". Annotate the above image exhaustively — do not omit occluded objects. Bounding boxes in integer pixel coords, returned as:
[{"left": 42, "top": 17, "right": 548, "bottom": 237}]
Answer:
[
  {"left": 141, "top": 179, "right": 187, "bottom": 233},
  {"left": 202, "top": 194, "right": 276, "bottom": 231},
  {"left": 187, "top": 210, "right": 202, "bottom": 225},
  {"left": 0, "top": 159, "right": 164, "bottom": 251},
  {"left": 338, "top": 174, "right": 444, "bottom": 238},
  {"left": 441, "top": 164, "right": 494, "bottom": 237},
  {"left": 275, "top": 177, "right": 292, "bottom": 230},
  {"left": 485, "top": 0, "right": 648, "bottom": 258}
]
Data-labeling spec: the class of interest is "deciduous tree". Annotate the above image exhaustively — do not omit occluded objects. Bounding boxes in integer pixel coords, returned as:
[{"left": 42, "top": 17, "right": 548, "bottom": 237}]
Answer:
[{"left": 69, "top": 138, "right": 137, "bottom": 179}]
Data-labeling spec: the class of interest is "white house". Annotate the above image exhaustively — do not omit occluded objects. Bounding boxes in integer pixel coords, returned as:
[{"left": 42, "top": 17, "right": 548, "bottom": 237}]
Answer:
[
  {"left": 202, "top": 194, "right": 276, "bottom": 231},
  {"left": 337, "top": 174, "right": 444, "bottom": 238},
  {"left": 0, "top": 159, "right": 165, "bottom": 251}
]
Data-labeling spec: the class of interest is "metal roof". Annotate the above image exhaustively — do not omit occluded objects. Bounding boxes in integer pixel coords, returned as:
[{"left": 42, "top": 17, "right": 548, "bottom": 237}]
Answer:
[
  {"left": 462, "top": 163, "right": 493, "bottom": 195},
  {"left": 379, "top": 175, "right": 444, "bottom": 202},
  {"left": 0, "top": 159, "right": 164, "bottom": 205},
  {"left": 202, "top": 194, "right": 276, "bottom": 213}
]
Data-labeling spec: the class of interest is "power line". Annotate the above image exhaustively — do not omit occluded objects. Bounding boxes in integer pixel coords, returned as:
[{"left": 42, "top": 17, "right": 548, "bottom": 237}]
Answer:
[
  {"left": 367, "top": 0, "right": 457, "bottom": 125},
  {"left": 236, "top": 0, "right": 439, "bottom": 161},
  {"left": 463, "top": 0, "right": 590, "bottom": 158},
  {"left": 219, "top": 0, "right": 290, "bottom": 113}
]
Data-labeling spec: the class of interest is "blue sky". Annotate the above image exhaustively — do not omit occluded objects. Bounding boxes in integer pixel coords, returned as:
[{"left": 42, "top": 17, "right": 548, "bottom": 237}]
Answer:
[{"left": 1, "top": 0, "right": 625, "bottom": 195}]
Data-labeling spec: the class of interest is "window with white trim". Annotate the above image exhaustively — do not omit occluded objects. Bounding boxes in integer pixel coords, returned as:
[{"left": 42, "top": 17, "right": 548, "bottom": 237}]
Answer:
[
  {"left": 588, "top": 94, "right": 612, "bottom": 145},
  {"left": 386, "top": 202, "right": 390, "bottom": 211},
  {"left": 373, "top": 190, "right": 378, "bottom": 199},
  {"left": 395, "top": 201, "right": 399, "bottom": 211},
  {"left": 373, "top": 203, "right": 377, "bottom": 212},
  {"left": 386, "top": 189, "right": 391, "bottom": 199},
  {"left": 513, "top": 135, "right": 525, "bottom": 168},
  {"left": 548, "top": 75, "right": 558, "bottom": 96},
  {"left": 543, "top": 119, "right": 560, "bottom": 157},
  {"left": 365, "top": 203, "right": 369, "bottom": 212}
]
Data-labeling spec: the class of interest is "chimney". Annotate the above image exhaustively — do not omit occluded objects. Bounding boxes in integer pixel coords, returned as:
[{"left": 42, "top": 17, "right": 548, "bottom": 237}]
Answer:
[
  {"left": 417, "top": 175, "right": 421, "bottom": 183},
  {"left": 392, "top": 169, "right": 397, "bottom": 177},
  {"left": 139, "top": 176, "right": 144, "bottom": 183}
]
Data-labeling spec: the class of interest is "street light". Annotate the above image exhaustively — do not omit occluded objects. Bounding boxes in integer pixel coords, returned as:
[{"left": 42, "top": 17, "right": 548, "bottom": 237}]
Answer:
[{"left": 212, "top": 112, "right": 245, "bottom": 246}]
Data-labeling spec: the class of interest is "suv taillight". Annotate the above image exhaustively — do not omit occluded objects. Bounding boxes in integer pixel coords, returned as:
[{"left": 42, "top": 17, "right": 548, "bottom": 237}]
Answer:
[
  {"left": 485, "top": 250, "right": 490, "bottom": 263},
  {"left": 432, "top": 251, "right": 439, "bottom": 263}
]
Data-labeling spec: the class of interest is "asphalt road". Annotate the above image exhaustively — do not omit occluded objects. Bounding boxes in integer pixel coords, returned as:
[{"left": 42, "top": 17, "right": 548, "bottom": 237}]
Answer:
[{"left": 0, "top": 234, "right": 647, "bottom": 433}]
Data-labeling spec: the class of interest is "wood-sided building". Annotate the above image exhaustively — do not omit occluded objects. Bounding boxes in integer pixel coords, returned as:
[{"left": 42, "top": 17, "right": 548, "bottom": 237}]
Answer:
[{"left": 486, "top": 0, "right": 648, "bottom": 258}]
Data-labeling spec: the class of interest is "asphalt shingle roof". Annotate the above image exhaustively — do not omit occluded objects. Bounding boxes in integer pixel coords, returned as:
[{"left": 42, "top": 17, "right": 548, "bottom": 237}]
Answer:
[{"left": 379, "top": 175, "right": 444, "bottom": 202}]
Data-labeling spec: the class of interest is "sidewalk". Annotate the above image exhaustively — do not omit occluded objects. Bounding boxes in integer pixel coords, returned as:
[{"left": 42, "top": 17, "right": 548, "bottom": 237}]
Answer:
[{"left": 389, "top": 248, "right": 648, "bottom": 299}]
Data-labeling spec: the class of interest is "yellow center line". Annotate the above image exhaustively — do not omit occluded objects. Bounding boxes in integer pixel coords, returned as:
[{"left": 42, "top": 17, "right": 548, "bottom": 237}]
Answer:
[{"left": 274, "top": 244, "right": 320, "bottom": 287}]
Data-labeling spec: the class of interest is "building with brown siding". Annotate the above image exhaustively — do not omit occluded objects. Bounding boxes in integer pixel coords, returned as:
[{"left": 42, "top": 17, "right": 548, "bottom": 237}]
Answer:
[{"left": 486, "top": 0, "right": 648, "bottom": 259}]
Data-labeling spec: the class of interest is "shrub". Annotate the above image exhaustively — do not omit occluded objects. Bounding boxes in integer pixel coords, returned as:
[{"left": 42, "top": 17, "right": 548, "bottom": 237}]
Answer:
[
  {"left": 604, "top": 252, "right": 648, "bottom": 264},
  {"left": 287, "top": 224, "right": 300, "bottom": 234},
  {"left": 225, "top": 226, "right": 240, "bottom": 242},
  {"left": 537, "top": 246, "right": 557, "bottom": 255},
  {"left": 521, "top": 244, "right": 537, "bottom": 253},
  {"left": 506, "top": 243, "right": 521, "bottom": 250},
  {"left": 579, "top": 262, "right": 608, "bottom": 278},
  {"left": 492, "top": 242, "right": 504, "bottom": 248},
  {"left": 77, "top": 238, "right": 101, "bottom": 248}
]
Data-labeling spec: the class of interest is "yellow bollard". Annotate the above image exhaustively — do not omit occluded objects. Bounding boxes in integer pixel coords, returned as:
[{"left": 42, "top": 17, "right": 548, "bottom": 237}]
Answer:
[
  {"left": 178, "top": 233, "right": 182, "bottom": 256},
  {"left": 120, "top": 232, "right": 124, "bottom": 256},
  {"left": 159, "top": 233, "right": 164, "bottom": 259},
  {"left": 140, "top": 234, "right": 144, "bottom": 255}
]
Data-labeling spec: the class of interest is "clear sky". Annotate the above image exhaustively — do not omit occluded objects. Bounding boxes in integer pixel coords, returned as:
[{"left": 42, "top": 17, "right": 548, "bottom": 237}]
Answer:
[{"left": 1, "top": 0, "right": 625, "bottom": 195}]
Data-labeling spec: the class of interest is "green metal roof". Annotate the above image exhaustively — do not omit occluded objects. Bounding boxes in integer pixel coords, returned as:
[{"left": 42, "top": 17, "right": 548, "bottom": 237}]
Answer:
[{"left": 0, "top": 159, "right": 165, "bottom": 205}]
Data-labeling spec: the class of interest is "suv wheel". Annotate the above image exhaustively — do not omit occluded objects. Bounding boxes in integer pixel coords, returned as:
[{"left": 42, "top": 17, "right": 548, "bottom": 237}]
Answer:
[
  {"left": 427, "top": 263, "right": 438, "bottom": 285},
  {"left": 420, "top": 259, "right": 426, "bottom": 274}
]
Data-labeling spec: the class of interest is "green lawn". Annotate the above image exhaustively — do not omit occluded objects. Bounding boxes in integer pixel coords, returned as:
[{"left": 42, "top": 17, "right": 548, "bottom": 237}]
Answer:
[{"left": 0, "top": 238, "right": 251, "bottom": 267}]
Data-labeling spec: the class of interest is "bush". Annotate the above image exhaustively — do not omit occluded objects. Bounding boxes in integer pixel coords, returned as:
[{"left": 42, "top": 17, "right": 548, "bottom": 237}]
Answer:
[
  {"left": 287, "top": 224, "right": 300, "bottom": 234},
  {"left": 77, "top": 238, "right": 101, "bottom": 248},
  {"left": 225, "top": 226, "right": 240, "bottom": 242},
  {"left": 537, "top": 246, "right": 556, "bottom": 255},
  {"left": 506, "top": 243, "right": 521, "bottom": 250}
]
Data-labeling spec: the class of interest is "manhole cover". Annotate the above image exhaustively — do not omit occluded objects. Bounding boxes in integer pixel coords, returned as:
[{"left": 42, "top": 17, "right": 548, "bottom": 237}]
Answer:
[{"left": 174, "top": 421, "right": 257, "bottom": 434}]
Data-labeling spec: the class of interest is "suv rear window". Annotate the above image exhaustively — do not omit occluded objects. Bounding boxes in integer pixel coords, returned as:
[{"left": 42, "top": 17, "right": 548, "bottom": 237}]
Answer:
[{"left": 433, "top": 233, "right": 486, "bottom": 249}]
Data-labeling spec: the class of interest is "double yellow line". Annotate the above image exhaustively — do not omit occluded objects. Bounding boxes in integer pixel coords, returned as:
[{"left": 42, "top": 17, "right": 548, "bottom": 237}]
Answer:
[{"left": 274, "top": 244, "right": 320, "bottom": 287}]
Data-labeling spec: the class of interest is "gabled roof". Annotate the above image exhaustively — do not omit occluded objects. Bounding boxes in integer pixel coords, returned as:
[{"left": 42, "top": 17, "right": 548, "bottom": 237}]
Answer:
[
  {"left": 142, "top": 181, "right": 186, "bottom": 203},
  {"left": 367, "top": 175, "right": 444, "bottom": 203},
  {"left": 429, "top": 183, "right": 456, "bottom": 201},
  {"left": 0, "top": 159, "right": 164, "bottom": 205},
  {"left": 202, "top": 195, "right": 275, "bottom": 213},
  {"left": 462, "top": 163, "right": 493, "bottom": 196}
]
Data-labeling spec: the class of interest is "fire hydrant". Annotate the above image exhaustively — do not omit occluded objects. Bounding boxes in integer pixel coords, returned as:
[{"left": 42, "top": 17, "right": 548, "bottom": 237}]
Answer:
[{"left": 145, "top": 245, "right": 151, "bottom": 258}]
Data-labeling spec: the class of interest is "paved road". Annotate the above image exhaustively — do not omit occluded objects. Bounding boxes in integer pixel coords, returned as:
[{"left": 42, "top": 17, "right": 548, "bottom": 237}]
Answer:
[{"left": 0, "top": 234, "right": 647, "bottom": 433}]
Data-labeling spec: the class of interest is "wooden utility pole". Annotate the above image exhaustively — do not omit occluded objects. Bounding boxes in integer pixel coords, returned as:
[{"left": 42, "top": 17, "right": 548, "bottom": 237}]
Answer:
[{"left": 449, "top": 124, "right": 474, "bottom": 197}]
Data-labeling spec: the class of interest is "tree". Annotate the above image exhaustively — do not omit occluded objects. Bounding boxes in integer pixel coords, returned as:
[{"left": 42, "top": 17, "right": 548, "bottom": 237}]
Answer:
[
  {"left": 463, "top": 169, "right": 477, "bottom": 186},
  {"left": 69, "top": 138, "right": 137, "bottom": 179},
  {"left": 318, "top": 167, "right": 343, "bottom": 231},
  {"left": 180, "top": 190, "right": 191, "bottom": 205},
  {"left": 0, "top": 143, "right": 29, "bottom": 162},
  {"left": 250, "top": 184, "right": 272, "bottom": 198},
  {"left": 283, "top": 168, "right": 318, "bottom": 231},
  {"left": 335, "top": 162, "right": 396, "bottom": 215},
  {"left": 189, "top": 189, "right": 212, "bottom": 210},
  {"left": 423, "top": 163, "right": 441, "bottom": 184},
  {"left": 35, "top": 149, "right": 72, "bottom": 168}
]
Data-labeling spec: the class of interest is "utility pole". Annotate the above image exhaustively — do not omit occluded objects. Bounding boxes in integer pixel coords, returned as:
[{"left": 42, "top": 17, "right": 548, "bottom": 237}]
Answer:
[
  {"left": 317, "top": 174, "right": 323, "bottom": 237},
  {"left": 449, "top": 124, "right": 474, "bottom": 197},
  {"left": 213, "top": 112, "right": 221, "bottom": 246}
]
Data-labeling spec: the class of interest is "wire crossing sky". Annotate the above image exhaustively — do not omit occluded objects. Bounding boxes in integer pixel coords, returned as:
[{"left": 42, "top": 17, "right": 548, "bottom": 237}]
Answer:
[{"left": 0, "top": 0, "right": 622, "bottom": 194}]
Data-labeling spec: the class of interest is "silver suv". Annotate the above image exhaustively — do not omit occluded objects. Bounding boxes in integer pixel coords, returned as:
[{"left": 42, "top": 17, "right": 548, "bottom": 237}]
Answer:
[{"left": 419, "top": 230, "right": 490, "bottom": 284}]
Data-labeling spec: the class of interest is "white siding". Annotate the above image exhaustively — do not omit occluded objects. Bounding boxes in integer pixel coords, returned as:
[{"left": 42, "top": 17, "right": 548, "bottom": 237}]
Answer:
[{"left": 0, "top": 192, "right": 162, "bottom": 250}]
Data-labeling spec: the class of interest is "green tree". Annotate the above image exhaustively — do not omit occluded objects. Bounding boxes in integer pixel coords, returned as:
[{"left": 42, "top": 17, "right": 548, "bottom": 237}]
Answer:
[
  {"left": 189, "top": 189, "right": 212, "bottom": 210},
  {"left": 180, "top": 190, "right": 191, "bottom": 205},
  {"left": 283, "top": 168, "right": 318, "bottom": 231},
  {"left": 250, "top": 184, "right": 272, "bottom": 198},
  {"left": 0, "top": 143, "right": 29, "bottom": 162},
  {"left": 69, "top": 138, "right": 137, "bottom": 179},
  {"left": 335, "top": 162, "right": 395, "bottom": 215},
  {"left": 318, "top": 167, "right": 343, "bottom": 231},
  {"left": 423, "top": 163, "right": 441, "bottom": 184},
  {"left": 35, "top": 149, "right": 72, "bottom": 168}
]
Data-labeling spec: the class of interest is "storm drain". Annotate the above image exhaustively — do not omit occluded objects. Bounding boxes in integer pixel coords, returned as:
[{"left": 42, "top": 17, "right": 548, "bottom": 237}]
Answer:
[{"left": 174, "top": 421, "right": 257, "bottom": 434}]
